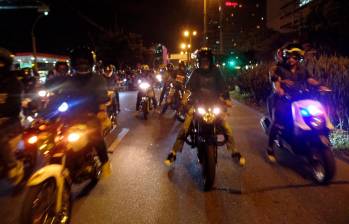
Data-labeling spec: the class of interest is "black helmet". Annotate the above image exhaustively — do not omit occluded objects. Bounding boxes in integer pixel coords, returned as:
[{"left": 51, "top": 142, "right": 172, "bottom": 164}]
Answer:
[
  {"left": 103, "top": 64, "right": 115, "bottom": 78},
  {"left": 70, "top": 46, "right": 96, "bottom": 74},
  {"left": 166, "top": 63, "right": 174, "bottom": 71},
  {"left": 55, "top": 61, "right": 69, "bottom": 70},
  {"left": 281, "top": 43, "right": 305, "bottom": 63},
  {"left": 197, "top": 48, "right": 214, "bottom": 68},
  {"left": 0, "top": 47, "right": 14, "bottom": 74}
]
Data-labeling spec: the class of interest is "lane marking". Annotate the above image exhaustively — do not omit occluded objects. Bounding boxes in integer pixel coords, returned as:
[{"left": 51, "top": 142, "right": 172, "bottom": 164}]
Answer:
[{"left": 108, "top": 128, "right": 129, "bottom": 153}]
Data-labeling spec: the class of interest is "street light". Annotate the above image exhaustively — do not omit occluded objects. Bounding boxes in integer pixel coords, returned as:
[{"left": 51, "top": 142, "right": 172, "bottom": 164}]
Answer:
[
  {"left": 32, "top": 4, "right": 49, "bottom": 71},
  {"left": 180, "top": 43, "right": 187, "bottom": 50},
  {"left": 182, "top": 29, "right": 197, "bottom": 64}
]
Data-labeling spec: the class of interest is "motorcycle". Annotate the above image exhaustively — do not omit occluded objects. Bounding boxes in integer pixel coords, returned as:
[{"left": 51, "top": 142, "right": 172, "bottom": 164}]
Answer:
[
  {"left": 161, "top": 82, "right": 183, "bottom": 115},
  {"left": 138, "top": 80, "right": 155, "bottom": 120},
  {"left": 0, "top": 120, "right": 39, "bottom": 186},
  {"left": 260, "top": 88, "right": 335, "bottom": 184},
  {"left": 185, "top": 103, "right": 226, "bottom": 191},
  {"left": 20, "top": 101, "right": 103, "bottom": 224},
  {"left": 106, "top": 89, "right": 119, "bottom": 129}
]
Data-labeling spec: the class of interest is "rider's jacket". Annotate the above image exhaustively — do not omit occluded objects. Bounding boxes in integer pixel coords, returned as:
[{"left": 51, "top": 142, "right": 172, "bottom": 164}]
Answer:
[
  {"left": 186, "top": 67, "right": 228, "bottom": 103},
  {"left": 0, "top": 71, "right": 22, "bottom": 119}
]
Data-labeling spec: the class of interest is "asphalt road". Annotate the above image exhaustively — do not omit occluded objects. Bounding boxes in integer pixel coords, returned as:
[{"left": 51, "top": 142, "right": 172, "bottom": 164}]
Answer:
[{"left": 2, "top": 91, "right": 349, "bottom": 224}]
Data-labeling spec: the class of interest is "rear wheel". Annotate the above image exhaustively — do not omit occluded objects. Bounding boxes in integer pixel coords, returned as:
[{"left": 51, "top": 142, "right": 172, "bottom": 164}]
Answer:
[
  {"left": 20, "top": 178, "right": 71, "bottom": 224},
  {"left": 202, "top": 144, "right": 217, "bottom": 191}
]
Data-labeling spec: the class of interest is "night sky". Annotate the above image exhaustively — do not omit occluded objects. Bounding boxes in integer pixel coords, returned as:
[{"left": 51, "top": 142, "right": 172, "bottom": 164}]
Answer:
[{"left": 0, "top": 0, "right": 203, "bottom": 54}]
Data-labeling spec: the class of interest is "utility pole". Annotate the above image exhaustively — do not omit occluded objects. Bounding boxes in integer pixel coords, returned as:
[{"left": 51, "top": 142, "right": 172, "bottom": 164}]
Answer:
[
  {"left": 219, "top": 0, "right": 224, "bottom": 55},
  {"left": 204, "top": 0, "right": 207, "bottom": 46}
]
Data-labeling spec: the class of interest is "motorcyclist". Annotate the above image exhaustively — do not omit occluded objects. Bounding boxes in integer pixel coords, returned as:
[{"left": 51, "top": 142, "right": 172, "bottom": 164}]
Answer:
[
  {"left": 0, "top": 48, "right": 24, "bottom": 185},
  {"left": 46, "top": 61, "right": 69, "bottom": 91},
  {"left": 266, "top": 43, "right": 325, "bottom": 161},
  {"left": 18, "top": 67, "right": 38, "bottom": 95},
  {"left": 58, "top": 46, "right": 111, "bottom": 176},
  {"left": 159, "top": 63, "right": 176, "bottom": 106},
  {"left": 164, "top": 48, "right": 246, "bottom": 166},
  {"left": 136, "top": 65, "right": 158, "bottom": 111},
  {"left": 102, "top": 64, "right": 120, "bottom": 113}
]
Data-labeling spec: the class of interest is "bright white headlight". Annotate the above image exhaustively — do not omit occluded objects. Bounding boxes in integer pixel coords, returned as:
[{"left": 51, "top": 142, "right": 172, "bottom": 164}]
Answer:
[
  {"left": 197, "top": 107, "right": 206, "bottom": 115},
  {"left": 213, "top": 107, "right": 221, "bottom": 115},
  {"left": 58, "top": 102, "right": 69, "bottom": 112},
  {"left": 139, "top": 82, "right": 150, "bottom": 90},
  {"left": 38, "top": 90, "right": 47, "bottom": 97},
  {"left": 67, "top": 133, "right": 81, "bottom": 142},
  {"left": 27, "top": 116, "right": 34, "bottom": 122}
]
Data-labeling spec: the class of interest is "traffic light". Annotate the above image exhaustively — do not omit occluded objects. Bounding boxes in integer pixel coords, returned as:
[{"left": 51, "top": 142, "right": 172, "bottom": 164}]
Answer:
[{"left": 227, "top": 59, "right": 236, "bottom": 68}]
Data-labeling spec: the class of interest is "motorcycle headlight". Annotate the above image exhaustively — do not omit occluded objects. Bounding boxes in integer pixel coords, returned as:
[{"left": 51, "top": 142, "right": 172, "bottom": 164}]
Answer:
[
  {"left": 197, "top": 107, "right": 206, "bottom": 115},
  {"left": 139, "top": 82, "right": 150, "bottom": 90},
  {"left": 26, "top": 116, "right": 34, "bottom": 122},
  {"left": 28, "top": 135, "right": 38, "bottom": 144},
  {"left": 300, "top": 105, "right": 324, "bottom": 117},
  {"left": 58, "top": 102, "right": 69, "bottom": 113},
  {"left": 38, "top": 90, "right": 48, "bottom": 97},
  {"left": 213, "top": 107, "right": 221, "bottom": 115},
  {"left": 67, "top": 132, "right": 81, "bottom": 143}
]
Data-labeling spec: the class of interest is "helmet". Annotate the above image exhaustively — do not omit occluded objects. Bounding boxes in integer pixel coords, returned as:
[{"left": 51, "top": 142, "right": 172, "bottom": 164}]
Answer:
[
  {"left": 141, "top": 64, "right": 150, "bottom": 71},
  {"left": 166, "top": 63, "right": 174, "bottom": 71},
  {"left": 0, "top": 48, "right": 14, "bottom": 74},
  {"left": 280, "top": 43, "right": 305, "bottom": 63},
  {"left": 103, "top": 64, "right": 115, "bottom": 78},
  {"left": 55, "top": 61, "right": 69, "bottom": 70},
  {"left": 70, "top": 46, "right": 96, "bottom": 74},
  {"left": 18, "top": 68, "right": 35, "bottom": 81},
  {"left": 197, "top": 48, "right": 214, "bottom": 68}
]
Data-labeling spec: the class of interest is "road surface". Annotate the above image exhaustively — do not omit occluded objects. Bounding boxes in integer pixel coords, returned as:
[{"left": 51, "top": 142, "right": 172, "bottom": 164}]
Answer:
[{"left": 1, "top": 91, "right": 349, "bottom": 224}]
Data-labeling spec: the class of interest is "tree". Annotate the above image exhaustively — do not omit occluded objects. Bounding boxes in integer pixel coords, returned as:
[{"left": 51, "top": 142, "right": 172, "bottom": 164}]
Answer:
[{"left": 305, "top": 0, "right": 349, "bottom": 55}]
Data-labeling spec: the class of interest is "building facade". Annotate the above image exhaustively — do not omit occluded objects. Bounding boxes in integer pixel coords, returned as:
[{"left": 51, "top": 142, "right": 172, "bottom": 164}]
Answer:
[
  {"left": 206, "top": 0, "right": 266, "bottom": 55},
  {"left": 267, "top": 0, "right": 315, "bottom": 33}
]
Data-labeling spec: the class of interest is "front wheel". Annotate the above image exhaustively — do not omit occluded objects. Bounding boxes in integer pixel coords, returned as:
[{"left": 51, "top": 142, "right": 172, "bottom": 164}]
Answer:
[
  {"left": 20, "top": 178, "right": 72, "bottom": 224},
  {"left": 142, "top": 99, "right": 149, "bottom": 120},
  {"left": 310, "top": 146, "right": 336, "bottom": 185},
  {"left": 161, "top": 103, "right": 168, "bottom": 114},
  {"left": 202, "top": 144, "right": 217, "bottom": 191}
]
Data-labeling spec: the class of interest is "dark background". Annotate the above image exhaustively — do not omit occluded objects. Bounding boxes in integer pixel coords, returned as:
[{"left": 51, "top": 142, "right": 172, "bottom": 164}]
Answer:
[{"left": 0, "top": 0, "right": 203, "bottom": 54}]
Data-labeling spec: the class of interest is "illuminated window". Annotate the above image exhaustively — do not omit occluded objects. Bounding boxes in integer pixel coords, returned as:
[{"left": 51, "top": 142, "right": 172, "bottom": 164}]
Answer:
[{"left": 299, "top": 0, "right": 312, "bottom": 7}]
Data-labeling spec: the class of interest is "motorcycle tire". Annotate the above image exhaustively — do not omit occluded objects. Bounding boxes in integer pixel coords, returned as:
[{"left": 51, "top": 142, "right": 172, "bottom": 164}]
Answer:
[
  {"left": 20, "top": 178, "right": 72, "bottom": 224},
  {"left": 202, "top": 144, "right": 217, "bottom": 191},
  {"left": 143, "top": 100, "right": 149, "bottom": 120},
  {"left": 90, "top": 154, "right": 103, "bottom": 186},
  {"left": 310, "top": 146, "right": 336, "bottom": 185},
  {"left": 161, "top": 104, "right": 168, "bottom": 114}
]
